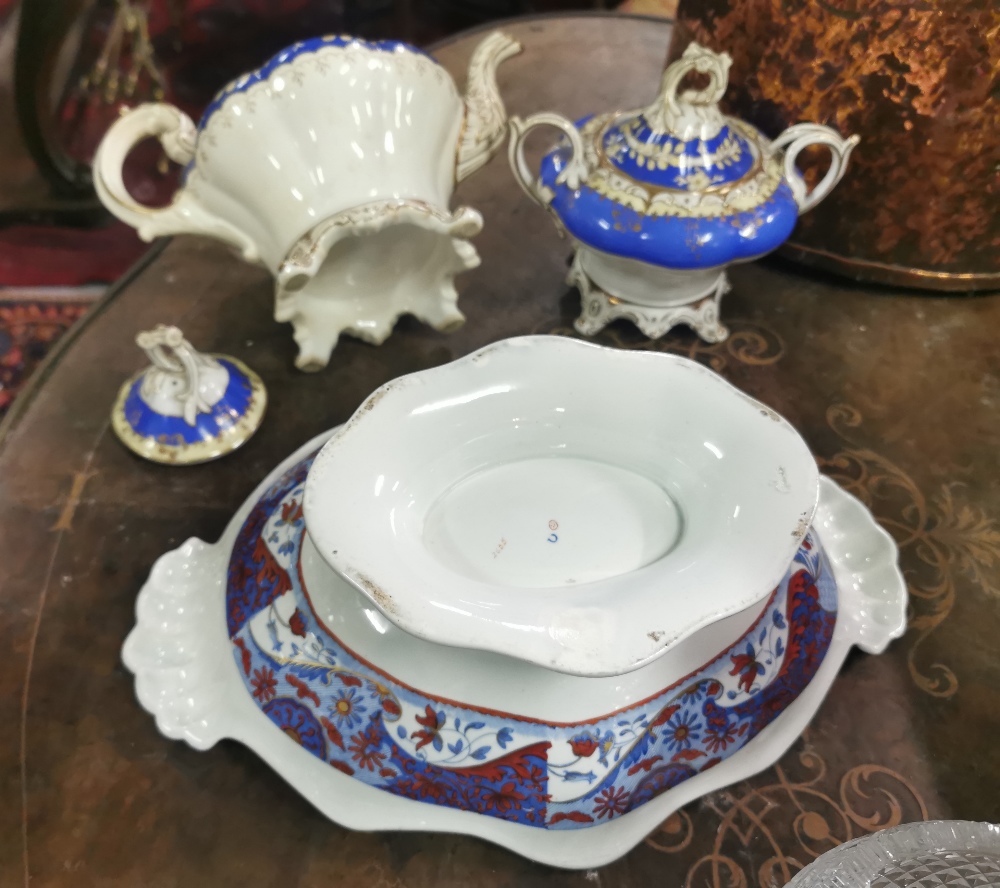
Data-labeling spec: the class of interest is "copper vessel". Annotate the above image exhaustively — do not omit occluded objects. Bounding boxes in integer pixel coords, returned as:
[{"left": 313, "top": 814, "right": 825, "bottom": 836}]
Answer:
[{"left": 668, "top": 0, "right": 1000, "bottom": 291}]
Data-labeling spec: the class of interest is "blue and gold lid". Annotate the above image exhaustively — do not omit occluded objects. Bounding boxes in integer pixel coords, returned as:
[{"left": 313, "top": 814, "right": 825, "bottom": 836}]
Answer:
[
  {"left": 600, "top": 114, "right": 757, "bottom": 193},
  {"left": 598, "top": 46, "right": 758, "bottom": 193},
  {"left": 112, "top": 325, "right": 266, "bottom": 465}
]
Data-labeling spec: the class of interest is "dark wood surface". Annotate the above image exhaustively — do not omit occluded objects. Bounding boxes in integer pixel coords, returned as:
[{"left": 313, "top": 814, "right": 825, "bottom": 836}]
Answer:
[{"left": 3, "top": 14, "right": 999, "bottom": 887}]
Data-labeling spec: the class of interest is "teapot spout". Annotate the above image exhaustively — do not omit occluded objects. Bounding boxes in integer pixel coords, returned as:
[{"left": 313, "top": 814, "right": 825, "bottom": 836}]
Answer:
[{"left": 456, "top": 31, "right": 522, "bottom": 183}]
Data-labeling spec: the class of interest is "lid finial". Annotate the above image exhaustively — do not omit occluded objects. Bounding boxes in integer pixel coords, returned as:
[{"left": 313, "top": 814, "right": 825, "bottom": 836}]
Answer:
[{"left": 644, "top": 42, "right": 733, "bottom": 138}]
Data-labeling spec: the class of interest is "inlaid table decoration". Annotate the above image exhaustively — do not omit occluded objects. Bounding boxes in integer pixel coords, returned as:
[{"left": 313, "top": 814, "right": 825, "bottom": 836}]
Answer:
[{"left": 3, "top": 14, "right": 999, "bottom": 887}]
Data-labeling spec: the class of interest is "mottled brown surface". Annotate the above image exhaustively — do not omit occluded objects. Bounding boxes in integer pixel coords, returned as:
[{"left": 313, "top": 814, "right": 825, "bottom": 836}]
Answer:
[
  {"left": 669, "top": 0, "right": 1000, "bottom": 290},
  {"left": 3, "top": 14, "right": 1000, "bottom": 887}
]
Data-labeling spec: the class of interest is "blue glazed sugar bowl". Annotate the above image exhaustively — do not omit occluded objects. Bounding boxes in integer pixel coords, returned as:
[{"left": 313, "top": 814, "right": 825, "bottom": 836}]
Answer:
[{"left": 509, "top": 42, "right": 859, "bottom": 343}]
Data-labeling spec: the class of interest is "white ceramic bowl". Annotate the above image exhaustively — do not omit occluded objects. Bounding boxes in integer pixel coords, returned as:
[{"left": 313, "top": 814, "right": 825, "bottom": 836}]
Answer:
[{"left": 304, "top": 336, "right": 820, "bottom": 676}]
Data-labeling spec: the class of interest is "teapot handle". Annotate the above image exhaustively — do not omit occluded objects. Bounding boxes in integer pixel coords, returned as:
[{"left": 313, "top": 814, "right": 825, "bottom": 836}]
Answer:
[
  {"left": 508, "top": 113, "right": 588, "bottom": 207},
  {"left": 93, "top": 103, "right": 258, "bottom": 261},
  {"left": 770, "top": 123, "right": 861, "bottom": 214}
]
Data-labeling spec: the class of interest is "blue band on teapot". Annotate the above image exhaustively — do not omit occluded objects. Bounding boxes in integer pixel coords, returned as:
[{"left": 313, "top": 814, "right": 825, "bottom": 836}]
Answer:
[{"left": 198, "top": 36, "right": 435, "bottom": 132}]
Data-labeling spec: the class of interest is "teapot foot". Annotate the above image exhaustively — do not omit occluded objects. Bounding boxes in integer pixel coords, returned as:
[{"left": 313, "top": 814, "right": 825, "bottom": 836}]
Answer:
[
  {"left": 569, "top": 253, "right": 730, "bottom": 343},
  {"left": 277, "top": 202, "right": 481, "bottom": 371}
]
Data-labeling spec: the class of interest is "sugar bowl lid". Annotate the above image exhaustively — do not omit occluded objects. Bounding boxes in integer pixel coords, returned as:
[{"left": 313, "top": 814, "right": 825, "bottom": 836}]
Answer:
[
  {"left": 111, "top": 325, "right": 266, "bottom": 465},
  {"left": 599, "top": 43, "right": 759, "bottom": 193}
]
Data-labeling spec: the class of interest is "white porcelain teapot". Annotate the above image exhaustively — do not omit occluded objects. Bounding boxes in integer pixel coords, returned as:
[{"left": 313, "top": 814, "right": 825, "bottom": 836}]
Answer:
[{"left": 94, "top": 33, "right": 521, "bottom": 370}]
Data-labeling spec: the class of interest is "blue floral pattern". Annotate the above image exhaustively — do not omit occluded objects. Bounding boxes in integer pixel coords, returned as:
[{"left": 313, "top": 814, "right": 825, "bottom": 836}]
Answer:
[{"left": 227, "top": 453, "right": 838, "bottom": 829}]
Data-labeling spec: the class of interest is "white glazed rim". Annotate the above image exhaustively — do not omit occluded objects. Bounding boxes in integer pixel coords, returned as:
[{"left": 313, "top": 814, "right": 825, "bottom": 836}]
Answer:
[{"left": 304, "top": 336, "right": 820, "bottom": 677}]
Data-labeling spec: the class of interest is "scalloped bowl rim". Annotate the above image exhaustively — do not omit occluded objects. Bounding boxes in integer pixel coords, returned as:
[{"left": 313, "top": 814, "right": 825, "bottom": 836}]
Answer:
[{"left": 304, "top": 336, "right": 821, "bottom": 677}]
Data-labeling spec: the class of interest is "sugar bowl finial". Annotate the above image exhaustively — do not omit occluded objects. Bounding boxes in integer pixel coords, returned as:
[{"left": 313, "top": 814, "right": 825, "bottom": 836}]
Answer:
[
  {"left": 642, "top": 42, "right": 732, "bottom": 136},
  {"left": 111, "top": 325, "right": 266, "bottom": 465}
]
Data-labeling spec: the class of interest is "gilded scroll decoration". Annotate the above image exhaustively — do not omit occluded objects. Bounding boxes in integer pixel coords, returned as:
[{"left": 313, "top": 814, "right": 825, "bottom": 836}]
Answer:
[
  {"left": 820, "top": 403, "right": 1000, "bottom": 698},
  {"left": 644, "top": 736, "right": 929, "bottom": 886}
]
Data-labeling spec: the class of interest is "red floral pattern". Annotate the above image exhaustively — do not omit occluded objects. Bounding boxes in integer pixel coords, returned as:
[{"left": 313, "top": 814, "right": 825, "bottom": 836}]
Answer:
[
  {"left": 569, "top": 732, "right": 599, "bottom": 757},
  {"left": 348, "top": 724, "right": 387, "bottom": 772},
  {"left": 730, "top": 643, "right": 765, "bottom": 693},
  {"left": 288, "top": 608, "right": 307, "bottom": 637},
  {"left": 250, "top": 666, "right": 277, "bottom": 702},
  {"left": 411, "top": 704, "right": 446, "bottom": 752},
  {"left": 228, "top": 453, "right": 838, "bottom": 831},
  {"left": 593, "top": 786, "right": 629, "bottom": 819}
]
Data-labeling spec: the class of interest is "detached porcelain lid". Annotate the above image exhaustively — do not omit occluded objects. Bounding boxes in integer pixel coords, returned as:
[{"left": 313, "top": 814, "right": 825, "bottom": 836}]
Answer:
[{"left": 111, "top": 325, "right": 266, "bottom": 465}]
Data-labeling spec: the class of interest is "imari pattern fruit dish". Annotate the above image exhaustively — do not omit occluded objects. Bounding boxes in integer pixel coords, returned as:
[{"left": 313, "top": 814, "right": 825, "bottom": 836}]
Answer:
[{"left": 122, "top": 336, "right": 907, "bottom": 869}]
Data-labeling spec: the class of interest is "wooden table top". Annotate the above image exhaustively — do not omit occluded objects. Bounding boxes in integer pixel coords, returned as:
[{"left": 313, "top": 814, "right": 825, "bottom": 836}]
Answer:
[{"left": 3, "top": 14, "right": 999, "bottom": 887}]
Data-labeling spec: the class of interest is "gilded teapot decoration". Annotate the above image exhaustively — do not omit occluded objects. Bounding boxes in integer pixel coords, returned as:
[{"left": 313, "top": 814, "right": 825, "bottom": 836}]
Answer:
[
  {"left": 509, "top": 42, "right": 860, "bottom": 343},
  {"left": 94, "top": 33, "right": 521, "bottom": 371}
]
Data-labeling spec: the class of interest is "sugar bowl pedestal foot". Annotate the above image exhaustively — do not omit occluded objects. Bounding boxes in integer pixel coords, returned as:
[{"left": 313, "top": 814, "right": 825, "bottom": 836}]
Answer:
[{"left": 568, "top": 252, "right": 731, "bottom": 342}]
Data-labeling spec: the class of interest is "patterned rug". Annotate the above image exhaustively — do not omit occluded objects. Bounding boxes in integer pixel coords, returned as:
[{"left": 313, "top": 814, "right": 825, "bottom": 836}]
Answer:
[{"left": 0, "top": 295, "right": 96, "bottom": 418}]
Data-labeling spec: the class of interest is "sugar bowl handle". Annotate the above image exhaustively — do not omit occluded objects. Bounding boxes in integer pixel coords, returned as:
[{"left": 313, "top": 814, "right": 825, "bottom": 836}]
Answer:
[
  {"left": 93, "top": 103, "right": 259, "bottom": 261},
  {"left": 508, "top": 113, "right": 588, "bottom": 207},
  {"left": 770, "top": 123, "right": 861, "bottom": 214}
]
